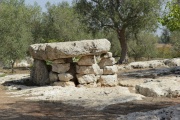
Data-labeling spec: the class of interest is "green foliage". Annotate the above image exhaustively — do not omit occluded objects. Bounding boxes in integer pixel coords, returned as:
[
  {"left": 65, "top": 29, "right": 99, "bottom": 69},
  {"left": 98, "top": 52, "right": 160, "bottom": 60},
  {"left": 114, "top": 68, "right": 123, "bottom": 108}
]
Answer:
[
  {"left": 160, "top": 0, "right": 180, "bottom": 31},
  {"left": 170, "top": 31, "right": 180, "bottom": 57},
  {"left": 0, "top": 73, "right": 6, "bottom": 77},
  {"left": 75, "top": 0, "right": 161, "bottom": 32},
  {"left": 156, "top": 45, "right": 173, "bottom": 58},
  {"left": 160, "top": 28, "right": 170, "bottom": 43},
  {"left": 104, "top": 31, "right": 121, "bottom": 57},
  {"left": 0, "top": 0, "right": 39, "bottom": 72},
  {"left": 128, "top": 32, "right": 158, "bottom": 60},
  {"left": 42, "top": 2, "right": 93, "bottom": 42}
]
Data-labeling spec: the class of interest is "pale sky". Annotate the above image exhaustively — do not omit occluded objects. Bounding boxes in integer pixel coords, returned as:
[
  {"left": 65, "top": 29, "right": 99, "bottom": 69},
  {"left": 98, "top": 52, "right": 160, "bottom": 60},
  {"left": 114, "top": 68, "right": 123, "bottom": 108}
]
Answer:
[{"left": 25, "top": 0, "right": 73, "bottom": 11}]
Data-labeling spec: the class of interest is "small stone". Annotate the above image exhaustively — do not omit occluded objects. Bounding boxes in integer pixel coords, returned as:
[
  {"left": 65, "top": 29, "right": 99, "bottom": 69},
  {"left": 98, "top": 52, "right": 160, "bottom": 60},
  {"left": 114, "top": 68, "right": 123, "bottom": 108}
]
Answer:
[
  {"left": 101, "top": 52, "right": 112, "bottom": 58},
  {"left": 85, "top": 82, "right": 97, "bottom": 88},
  {"left": 97, "top": 82, "right": 102, "bottom": 87},
  {"left": 76, "top": 74, "right": 97, "bottom": 84},
  {"left": 99, "top": 74, "right": 118, "bottom": 87},
  {"left": 58, "top": 73, "right": 74, "bottom": 82},
  {"left": 103, "top": 65, "right": 118, "bottom": 75},
  {"left": 99, "top": 58, "right": 116, "bottom": 69},
  {"left": 52, "top": 63, "right": 70, "bottom": 73},
  {"left": 49, "top": 72, "right": 58, "bottom": 82},
  {"left": 96, "top": 75, "right": 101, "bottom": 80},
  {"left": 77, "top": 55, "right": 97, "bottom": 65},
  {"left": 53, "top": 81, "right": 75, "bottom": 87}
]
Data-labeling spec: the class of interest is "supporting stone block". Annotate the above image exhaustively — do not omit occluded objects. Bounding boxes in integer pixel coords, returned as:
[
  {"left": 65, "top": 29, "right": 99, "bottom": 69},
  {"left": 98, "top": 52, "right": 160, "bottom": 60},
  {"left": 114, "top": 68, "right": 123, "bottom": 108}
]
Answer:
[
  {"left": 49, "top": 72, "right": 58, "bottom": 83},
  {"left": 52, "top": 63, "right": 70, "bottom": 73},
  {"left": 77, "top": 55, "right": 97, "bottom": 65},
  {"left": 76, "top": 74, "right": 97, "bottom": 84},
  {"left": 30, "top": 59, "right": 50, "bottom": 85},
  {"left": 103, "top": 65, "right": 118, "bottom": 75},
  {"left": 58, "top": 73, "right": 74, "bottom": 82},
  {"left": 99, "top": 58, "right": 116, "bottom": 68},
  {"left": 99, "top": 74, "right": 118, "bottom": 87}
]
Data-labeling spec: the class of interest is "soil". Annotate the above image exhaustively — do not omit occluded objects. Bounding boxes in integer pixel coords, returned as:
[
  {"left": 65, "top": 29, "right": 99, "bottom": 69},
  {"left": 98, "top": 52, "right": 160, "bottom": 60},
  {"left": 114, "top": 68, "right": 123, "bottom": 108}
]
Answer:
[{"left": 0, "top": 68, "right": 180, "bottom": 120}]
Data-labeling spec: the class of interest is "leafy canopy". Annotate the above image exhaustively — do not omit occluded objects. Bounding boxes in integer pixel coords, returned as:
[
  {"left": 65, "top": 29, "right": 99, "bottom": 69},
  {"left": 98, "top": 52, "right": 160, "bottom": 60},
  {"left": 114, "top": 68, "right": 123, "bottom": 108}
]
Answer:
[
  {"left": 160, "top": 0, "right": 180, "bottom": 31},
  {"left": 0, "top": 0, "right": 37, "bottom": 70}
]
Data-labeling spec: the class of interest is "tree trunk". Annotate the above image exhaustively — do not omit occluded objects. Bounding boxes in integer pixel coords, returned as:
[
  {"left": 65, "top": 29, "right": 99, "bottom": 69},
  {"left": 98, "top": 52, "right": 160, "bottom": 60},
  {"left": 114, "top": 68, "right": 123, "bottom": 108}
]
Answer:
[
  {"left": 117, "top": 29, "right": 128, "bottom": 64},
  {"left": 11, "top": 60, "right": 15, "bottom": 74}
]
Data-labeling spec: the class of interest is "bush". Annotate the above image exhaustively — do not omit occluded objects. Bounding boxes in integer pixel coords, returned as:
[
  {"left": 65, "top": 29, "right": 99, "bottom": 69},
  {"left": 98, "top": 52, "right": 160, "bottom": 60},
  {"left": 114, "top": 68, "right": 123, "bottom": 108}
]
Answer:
[
  {"left": 156, "top": 44, "right": 173, "bottom": 58},
  {"left": 128, "top": 32, "right": 158, "bottom": 61}
]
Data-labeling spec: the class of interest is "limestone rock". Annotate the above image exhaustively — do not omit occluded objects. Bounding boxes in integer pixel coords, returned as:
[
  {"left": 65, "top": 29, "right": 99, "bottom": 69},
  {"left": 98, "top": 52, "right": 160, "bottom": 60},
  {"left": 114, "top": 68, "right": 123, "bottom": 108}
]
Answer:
[
  {"left": 101, "top": 52, "right": 112, "bottom": 58},
  {"left": 76, "top": 64, "right": 103, "bottom": 75},
  {"left": 49, "top": 72, "right": 58, "bottom": 82},
  {"left": 77, "top": 55, "right": 96, "bottom": 65},
  {"left": 126, "top": 60, "right": 166, "bottom": 69},
  {"left": 53, "top": 81, "right": 75, "bottom": 87},
  {"left": 29, "top": 44, "right": 47, "bottom": 60},
  {"left": 29, "top": 39, "right": 111, "bottom": 60},
  {"left": 99, "top": 74, "right": 118, "bottom": 87},
  {"left": 96, "top": 75, "right": 101, "bottom": 80},
  {"left": 103, "top": 65, "right": 118, "bottom": 75},
  {"left": 52, "top": 63, "right": 70, "bottom": 73},
  {"left": 58, "top": 73, "right": 73, "bottom": 82},
  {"left": 30, "top": 59, "right": 50, "bottom": 86},
  {"left": 52, "top": 58, "right": 73, "bottom": 64},
  {"left": 76, "top": 74, "right": 97, "bottom": 84},
  {"left": 136, "top": 78, "right": 180, "bottom": 97},
  {"left": 164, "top": 58, "right": 180, "bottom": 67},
  {"left": 99, "top": 58, "right": 116, "bottom": 68}
]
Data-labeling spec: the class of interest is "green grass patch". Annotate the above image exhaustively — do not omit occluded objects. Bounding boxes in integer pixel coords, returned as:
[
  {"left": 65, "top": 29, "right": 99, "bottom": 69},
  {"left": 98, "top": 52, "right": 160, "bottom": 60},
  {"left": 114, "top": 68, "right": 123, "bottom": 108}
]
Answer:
[{"left": 0, "top": 73, "right": 6, "bottom": 77}]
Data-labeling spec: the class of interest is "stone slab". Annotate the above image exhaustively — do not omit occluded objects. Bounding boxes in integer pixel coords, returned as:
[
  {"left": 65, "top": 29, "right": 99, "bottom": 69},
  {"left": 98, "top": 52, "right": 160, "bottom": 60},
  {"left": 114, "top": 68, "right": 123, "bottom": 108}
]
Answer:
[
  {"left": 29, "top": 39, "right": 111, "bottom": 60},
  {"left": 136, "top": 77, "right": 180, "bottom": 98},
  {"left": 99, "top": 74, "right": 118, "bottom": 87}
]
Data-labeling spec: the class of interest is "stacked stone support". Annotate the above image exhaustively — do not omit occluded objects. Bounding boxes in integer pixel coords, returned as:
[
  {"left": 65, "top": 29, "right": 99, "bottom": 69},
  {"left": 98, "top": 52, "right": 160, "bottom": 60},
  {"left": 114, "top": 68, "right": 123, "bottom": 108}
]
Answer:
[
  {"left": 29, "top": 39, "right": 118, "bottom": 87},
  {"left": 76, "top": 55, "right": 103, "bottom": 87},
  {"left": 98, "top": 52, "right": 118, "bottom": 87},
  {"left": 50, "top": 58, "right": 75, "bottom": 87}
]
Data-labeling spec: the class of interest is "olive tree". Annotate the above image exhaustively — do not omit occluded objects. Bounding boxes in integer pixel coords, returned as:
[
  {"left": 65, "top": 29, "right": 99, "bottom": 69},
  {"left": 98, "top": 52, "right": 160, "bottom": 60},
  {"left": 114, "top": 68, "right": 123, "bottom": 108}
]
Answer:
[
  {"left": 0, "top": 0, "right": 38, "bottom": 73},
  {"left": 75, "top": 0, "right": 162, "bottom": 64}
]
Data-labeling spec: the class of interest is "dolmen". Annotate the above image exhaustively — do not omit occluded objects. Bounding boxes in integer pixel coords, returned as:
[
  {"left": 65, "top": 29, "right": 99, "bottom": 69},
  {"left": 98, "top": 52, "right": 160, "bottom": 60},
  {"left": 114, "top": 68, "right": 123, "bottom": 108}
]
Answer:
[{"left": 29, "top": 39, "right": 118, "bottom": 87}]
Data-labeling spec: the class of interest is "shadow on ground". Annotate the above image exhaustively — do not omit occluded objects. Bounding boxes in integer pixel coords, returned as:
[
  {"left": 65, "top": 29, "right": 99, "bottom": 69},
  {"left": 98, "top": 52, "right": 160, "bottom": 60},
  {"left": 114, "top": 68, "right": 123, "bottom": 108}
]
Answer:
[
  {"left": 0, "top": 98, "right": 180, "bottom": 120},
  {"left": 119, "top": 66, "right": 180, "bottom": 79}
]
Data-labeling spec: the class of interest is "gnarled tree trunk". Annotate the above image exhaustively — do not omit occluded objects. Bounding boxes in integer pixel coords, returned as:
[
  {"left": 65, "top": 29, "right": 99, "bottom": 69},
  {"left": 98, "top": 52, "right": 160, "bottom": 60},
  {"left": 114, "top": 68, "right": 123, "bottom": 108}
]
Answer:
[{"left": 117, "top": 29, "right": 128, "bottom": 64}]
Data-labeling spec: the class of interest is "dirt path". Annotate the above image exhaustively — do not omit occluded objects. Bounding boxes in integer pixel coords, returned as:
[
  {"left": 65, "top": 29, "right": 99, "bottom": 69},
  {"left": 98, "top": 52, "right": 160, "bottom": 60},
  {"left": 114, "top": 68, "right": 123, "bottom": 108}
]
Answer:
[
  {"left": 0, "top": 85, "right": 117, "bottom": 120},
  {"left": 0, "top": 68, "right": 180, "bottom": 120},
  {"left": 0, "top": 84, "right": 180, "bottom": 120}
]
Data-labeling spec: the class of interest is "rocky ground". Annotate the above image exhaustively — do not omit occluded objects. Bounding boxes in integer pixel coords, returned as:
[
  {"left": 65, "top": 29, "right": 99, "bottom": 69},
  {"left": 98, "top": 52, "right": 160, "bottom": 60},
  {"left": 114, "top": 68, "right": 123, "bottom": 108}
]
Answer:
[{"left": 0, "top": 59, "right": 180, "bottom": 120}]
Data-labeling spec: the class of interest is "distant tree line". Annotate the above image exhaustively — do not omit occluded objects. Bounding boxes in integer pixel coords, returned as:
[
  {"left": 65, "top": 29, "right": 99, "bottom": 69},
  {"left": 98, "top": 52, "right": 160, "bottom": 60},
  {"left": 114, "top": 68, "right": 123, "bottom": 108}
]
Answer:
[{"left": 0, "top": 0, "right": 179, "bottom": 73}]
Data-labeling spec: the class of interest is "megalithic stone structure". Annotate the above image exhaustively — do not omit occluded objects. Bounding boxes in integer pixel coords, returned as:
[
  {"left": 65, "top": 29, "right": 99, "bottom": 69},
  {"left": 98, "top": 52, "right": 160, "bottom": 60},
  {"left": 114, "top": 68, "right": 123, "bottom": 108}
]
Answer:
[{"left": 29, "top": 39, "right": 118, "bottom": 87}]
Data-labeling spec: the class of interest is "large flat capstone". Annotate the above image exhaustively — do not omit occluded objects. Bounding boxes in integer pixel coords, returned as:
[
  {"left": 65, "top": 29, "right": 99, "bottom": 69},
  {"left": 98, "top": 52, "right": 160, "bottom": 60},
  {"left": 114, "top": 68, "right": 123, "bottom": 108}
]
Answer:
[{"left": 29, "top": 39, "right": 111, "bottom": 60}]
